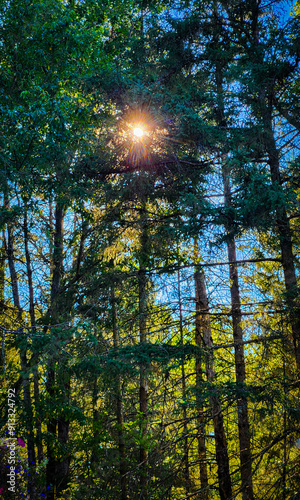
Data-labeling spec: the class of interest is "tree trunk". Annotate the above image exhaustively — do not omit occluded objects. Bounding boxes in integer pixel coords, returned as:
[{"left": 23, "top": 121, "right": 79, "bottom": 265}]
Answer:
[
  {"left": 24, "top": 209, "right": 35, "bottom": 329},
  {"left": 111, "top": 282, "right": 127, "bottom": 500},
  {"left": 194, "top": 268, "right": 232, "bottom": 500},
  {"left": 50, "top": 204, "right": 64, "bottom": 305},
  {"left": 178, "top": 269, "right": 191, "bottom": 495},
  {"left": 53, "top": 202, "right": 71, "bottom": 498},
  {"left": 6, "top": 222, "right": 37, "bottom": 499},
  {"left": 222, "top": 170, "right": 254, "bottom": 500},
  {"left": 193, "top": 254, "right": 208, "bottom": 498},
  {"left": 24, "top": 208, "right": 44, "bottom": 463},
  {"left": 47, "top": 202, "right": 67, "bottom": 500},
  {"left": 138, "top": 200, "right": 149, "bottom": 499},
  {"left": 91, "top": 378, "right": 100, "bottom": 466},
  {"left": 213, "top": 38, "right": 254, "bottom": 495},
  {"left": 57, "top": 379, "right": 70, "bottom": 495},
  {"left": 139, "top": 263, "right": 148, "bottom": 498},
  {"left": 46, "top": 364, "right": 56, "bottom": 500}
]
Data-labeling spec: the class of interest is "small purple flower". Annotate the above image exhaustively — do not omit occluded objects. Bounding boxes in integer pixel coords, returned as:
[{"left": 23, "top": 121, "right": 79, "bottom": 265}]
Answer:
[{"left": 18, "top": 438, "right": 25, "bottom": 447}]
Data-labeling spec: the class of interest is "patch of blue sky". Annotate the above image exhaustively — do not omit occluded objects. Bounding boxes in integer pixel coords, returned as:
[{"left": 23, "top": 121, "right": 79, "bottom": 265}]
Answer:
[{"left": 270, "top": 0, "right": 297, "bottom": 27}]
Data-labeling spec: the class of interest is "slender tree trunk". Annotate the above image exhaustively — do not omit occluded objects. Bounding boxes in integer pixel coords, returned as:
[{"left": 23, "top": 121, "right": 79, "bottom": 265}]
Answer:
[
  {"left": 206, "top": 35, "right": 233, "bottom": 495},
  {"left": 138, "top": 198, "right": 149, "bottom": 499},
  {"left": 46, "top": 363, "right": 56, "bottom": 500},
  {"left": 24, "top": 208, "right": 43, "bottom": 463},
  {"left": 45, "top": 310, "right": 56, "bottom": 496},
  {"left": 194, "top": 268, "right": 232, "bottom": 500},
  {"left": 6, "top": 222, "right": 36, "bottom": 499},
  {"left": 50, "top": 204, "right": 64, "bottom": 305},
  {"left": 6, "top": 225, "right": 21, "bottom": 311},
  {"left": 139, "top": 263, "right": 148, "bottom": 498},
  {"left": 33, "top": 375, "right": 43, "bottom": 463},
  {"left": 213, "top": 41, "right": 254, "bottom": 496},
  {"left": 24, "top": 209, "right": 35, "bottom": 329},
  {"left": 47, "top": 202, "right": 66, "bottom": 500},
  {"left": 193, "top": 248, "right": 209, "bottom": 498},
  {"left": 57, "top": 383, "right": 70, "bottom": 495},
  {"left": 111, "top": 283, "right": 127, "bottom": 500},
  {"left": 56, "top": 216, "right": 86, "bottom": 492},
  {"left": 91, "top": 378, "right": 100, "bottom": 466},
  {"left": 53, "top": 202, "right": 71, "bottom": 498},
  {"left": 222, "top": 171, "right": 254, "bottom": 500},
  {"left": 178, "top": 269, "right": 191, "bottom": 495},
  {"left": 20, "top": 349, "right": 36, "bottom": 500},
  {"left": 283, "top": 352, "right": 287, "bottom": 499}
]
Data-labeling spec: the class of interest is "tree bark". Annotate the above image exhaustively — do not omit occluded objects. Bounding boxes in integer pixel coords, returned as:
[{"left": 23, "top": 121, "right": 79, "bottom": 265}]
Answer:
[
  {"left": 24, "top": 208, "right": 44, "bottom": 463},
  {"left": 111, "top": 282, "right": 127, "bottom": 500},
  {"left": 47, "top": 202, "right": 67, "bottom": 500},
  {"left": 24, "top": 209, "right": 35, "bottom": 329},
  {"left": 6, "top": 221, "right": 37, "bottom": 499},
  {"left": 222, "top": 171, "right": 254, "bottom": 500},
  {"left": 213, "top": 31, "right": 254, "bottom": 495},
  {"left": 138, "top": 200, "right": 149, "bottom": 499},
  {"left": 139, "top": 264, "right": 148, "bottom": 498},
  {"left": 194, "top": 268, "right": 232, "bottom": 500},
  {"left": 57, "top": 379, "right": 70, "bottom": 495},
  {"left": 45, "top": 364, "right": 56, "bottom": 500},
  {"left": 178, "top": 269, "right": 191, "bottom": 495}
]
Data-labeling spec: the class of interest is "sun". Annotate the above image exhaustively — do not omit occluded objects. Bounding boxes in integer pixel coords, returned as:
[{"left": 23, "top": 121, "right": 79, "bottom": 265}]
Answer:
[{"left": 133, "top": 126, "right": 145, "bottom": 139}]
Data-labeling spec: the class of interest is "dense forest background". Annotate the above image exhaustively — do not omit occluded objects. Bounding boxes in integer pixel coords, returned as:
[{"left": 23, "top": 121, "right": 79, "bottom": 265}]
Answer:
[{"left": 1, "top": 0, "right": 300, "bottom": 499}]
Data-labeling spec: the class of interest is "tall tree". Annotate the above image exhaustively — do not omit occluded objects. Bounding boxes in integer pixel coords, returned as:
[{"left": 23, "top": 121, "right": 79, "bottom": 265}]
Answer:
[{"left": 195, "top": 262, "right": 232, "bottom": 500}]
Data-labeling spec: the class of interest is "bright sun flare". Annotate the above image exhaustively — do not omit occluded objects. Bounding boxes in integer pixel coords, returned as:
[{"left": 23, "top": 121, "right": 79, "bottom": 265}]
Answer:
[{"left": 133, "top": 127, "right": 144, "bottom": 138}]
